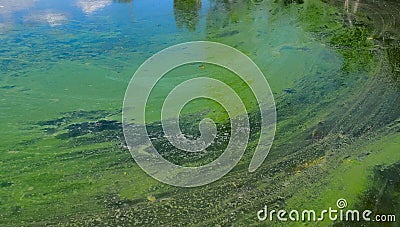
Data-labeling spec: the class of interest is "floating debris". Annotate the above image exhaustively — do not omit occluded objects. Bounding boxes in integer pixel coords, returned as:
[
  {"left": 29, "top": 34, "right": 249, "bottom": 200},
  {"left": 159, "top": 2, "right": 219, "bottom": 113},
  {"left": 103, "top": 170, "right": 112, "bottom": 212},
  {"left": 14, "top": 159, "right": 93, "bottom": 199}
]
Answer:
[
  {"left": 283, "top": 88, "right": 296, "bottom": 94},
  {"left": 147, "top": 195, "right": 156, "bottom": 202}
]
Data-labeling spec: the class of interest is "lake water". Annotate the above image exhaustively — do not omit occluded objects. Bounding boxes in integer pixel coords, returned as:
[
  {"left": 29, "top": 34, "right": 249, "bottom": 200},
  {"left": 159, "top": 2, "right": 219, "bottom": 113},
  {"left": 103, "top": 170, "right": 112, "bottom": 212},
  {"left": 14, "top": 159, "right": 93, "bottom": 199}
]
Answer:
[{"left": 1, "top": 0, "right": 399, "bottom": 225}]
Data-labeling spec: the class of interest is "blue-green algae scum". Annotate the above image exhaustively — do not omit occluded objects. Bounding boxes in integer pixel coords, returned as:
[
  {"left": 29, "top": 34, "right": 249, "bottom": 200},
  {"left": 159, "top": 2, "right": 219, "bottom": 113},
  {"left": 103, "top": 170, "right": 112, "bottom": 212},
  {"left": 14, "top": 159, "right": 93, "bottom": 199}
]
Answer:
[{"left": 1, "top": 0, "right": 399, "bottom": 225}]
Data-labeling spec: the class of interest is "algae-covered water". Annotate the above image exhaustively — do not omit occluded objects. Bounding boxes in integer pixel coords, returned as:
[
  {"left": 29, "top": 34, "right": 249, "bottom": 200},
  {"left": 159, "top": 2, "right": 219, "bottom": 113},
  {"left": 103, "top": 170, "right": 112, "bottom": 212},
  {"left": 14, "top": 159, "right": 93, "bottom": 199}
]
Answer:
[{"left": 1, "top": 0, "right": 399, "bottom": 225}]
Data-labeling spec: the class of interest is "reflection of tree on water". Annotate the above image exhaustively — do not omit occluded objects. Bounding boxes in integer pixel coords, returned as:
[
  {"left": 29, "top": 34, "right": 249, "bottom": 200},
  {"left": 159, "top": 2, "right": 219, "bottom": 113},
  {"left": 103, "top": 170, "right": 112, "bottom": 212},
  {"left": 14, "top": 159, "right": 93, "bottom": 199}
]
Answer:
[
  {"left": 206, "top": 0, "right": 249, "bottom": 31},
  {"left": 327, "top": 0, "right": 400, "bottom": 38},
  {"left": 113, "top": 0, "right": 134, "bottom": 18},
  {"left": 174, "top": 0, "right": 202, "bottom": 31}
]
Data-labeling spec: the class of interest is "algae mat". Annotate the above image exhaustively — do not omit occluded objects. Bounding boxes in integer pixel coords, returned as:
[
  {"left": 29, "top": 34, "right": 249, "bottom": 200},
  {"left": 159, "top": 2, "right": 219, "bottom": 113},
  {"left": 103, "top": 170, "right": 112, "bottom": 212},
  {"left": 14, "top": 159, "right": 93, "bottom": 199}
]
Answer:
[{"left": 0, "top": 0, "right": 399, "bottom": 225}]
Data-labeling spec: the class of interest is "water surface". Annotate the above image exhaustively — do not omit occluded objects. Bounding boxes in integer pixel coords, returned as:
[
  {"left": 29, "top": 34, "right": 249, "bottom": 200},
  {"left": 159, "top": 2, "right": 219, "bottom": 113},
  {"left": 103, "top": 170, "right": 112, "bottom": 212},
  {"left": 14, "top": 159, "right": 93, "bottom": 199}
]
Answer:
[{"left": 1, "top": 0, "right": 399, "bottom": 225}]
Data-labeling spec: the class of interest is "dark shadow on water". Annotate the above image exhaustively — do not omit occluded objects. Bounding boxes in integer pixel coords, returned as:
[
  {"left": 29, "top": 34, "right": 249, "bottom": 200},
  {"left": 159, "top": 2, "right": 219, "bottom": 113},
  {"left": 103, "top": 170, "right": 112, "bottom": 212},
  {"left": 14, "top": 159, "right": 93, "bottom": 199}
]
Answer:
[{"left": 334, "top": 162, "right": 400, "bottom": 226}]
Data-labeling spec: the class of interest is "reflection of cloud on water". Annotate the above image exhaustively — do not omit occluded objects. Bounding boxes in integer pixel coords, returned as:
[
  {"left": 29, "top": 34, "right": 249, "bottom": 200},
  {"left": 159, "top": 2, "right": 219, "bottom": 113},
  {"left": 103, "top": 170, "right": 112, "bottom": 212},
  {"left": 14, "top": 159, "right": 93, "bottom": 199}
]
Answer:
[
  {"left": 76, "top": 0, "right": 112, "bottom": 14},
  {"left": 0, "top": 22, "right": 11, "bottom": 33},
  {"left": 24, "top": 12, "right": 68, "bottom": 27},
  {"left": 0, "top": 0, "right": 36, "bottom": 33},
  {"left": 0, "top": 0, "right": 35, "bottom": 15}
]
